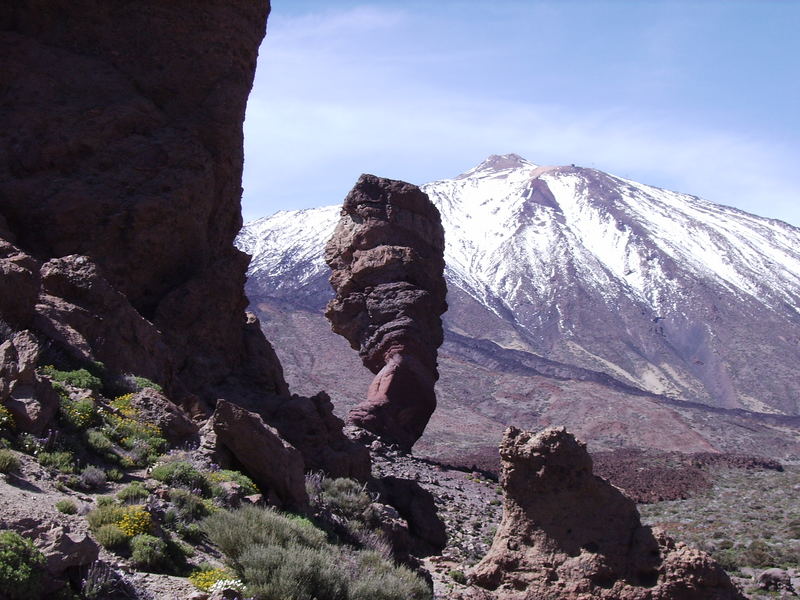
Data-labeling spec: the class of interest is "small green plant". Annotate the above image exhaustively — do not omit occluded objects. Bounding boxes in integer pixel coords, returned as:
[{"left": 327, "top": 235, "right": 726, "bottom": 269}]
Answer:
[
  {"left": 86, "top": 504, "right": 126, "bottom": 532},
  {"left": 130, "top": 376, "right": 162, "bottom": 393},
  {"left": 59, "top": 397, "right": 98, "bottom": 430},
  {"left": 151, "top": 461, "right": 209, "bottom": 494},
  {"left": 42, "top": 366, "right": 102, "bottom": 391},
  {"left": 0, "top": 530, "right": 46, "bottom": 600},
  {"left": 0, "top": 449, "right": 20, "bottom": 474},
  {"left": 55, "top": 499, "right": 78, "bottom": 514},
  {"left": 38, "top": 450, "right": 75, "bottom": 473},
  {"left": 95, "top": 524, "right": 128, "bottom": 551},
  {"left": 320, "top": 477, "right": 372, "bottom": 520},
  {"left": 129, "top": 534, "right": 167, "bottom": 570},
  {"left": 169, "top": 488, "right": 209, "bottom": 522},
  {"left": 0, "top": 405, "right": 15, "bottom": 431},
  {"left": 84, "top": 429, "right": 113, "bottom": 454},
  {"left": 95, "top": 495, "right": 117, "bottom": 508},
  {"left": 449, "top": 569, "right": 468, "bottom": 584},
  {"left": 79, "top": 465, "right": 107, "bottom": 491},
  {"left": 209, "top": 469, "right": 258, "bottom": 496}
]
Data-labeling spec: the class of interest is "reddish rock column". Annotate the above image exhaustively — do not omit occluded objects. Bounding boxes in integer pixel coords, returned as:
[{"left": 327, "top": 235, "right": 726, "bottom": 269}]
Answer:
[{"left": 324, "top": 174, "right": 447, "bottom": 451}]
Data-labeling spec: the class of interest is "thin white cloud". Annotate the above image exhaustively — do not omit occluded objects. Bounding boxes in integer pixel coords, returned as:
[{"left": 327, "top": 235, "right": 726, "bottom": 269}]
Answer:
[{"left": 243, "top": 4, "right": 800, "bottom": 227}]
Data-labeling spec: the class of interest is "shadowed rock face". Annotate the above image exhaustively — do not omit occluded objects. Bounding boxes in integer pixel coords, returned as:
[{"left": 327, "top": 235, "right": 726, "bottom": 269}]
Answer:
[
  {"left": 324, "top": 174, "right": 447, "bottom": 450},
  {"left": 0, "top": 0, "right": 282, "bottom": 399},
  {"left": 0, "top": 1, "right": 370, "bottom": 480},
  {"left": 468, "top": 427, "right": 745, "bottom": 600}
]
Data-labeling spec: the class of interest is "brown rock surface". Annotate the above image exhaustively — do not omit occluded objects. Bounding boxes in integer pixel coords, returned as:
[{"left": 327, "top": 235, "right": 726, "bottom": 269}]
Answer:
[
  {"left": 0, "top": 330, "right": 58, "bottom": 434},
  {"left": 469, "top": 426, "right": 744, "bottom": 600},
  {"left": 34, "top": 255, "right": 178, "bottom": 391},
  {"left": 206, "top": 399, "right": 308, "bottom": 511},
  {"left": 0, "top": 0, "right": 283, "bottom": 400},
  {"left": 324, "top": 174, "right": 447, "bottom": 450},
  {"left": 128, "top": 387, "right": 198, "bottom": 445}
]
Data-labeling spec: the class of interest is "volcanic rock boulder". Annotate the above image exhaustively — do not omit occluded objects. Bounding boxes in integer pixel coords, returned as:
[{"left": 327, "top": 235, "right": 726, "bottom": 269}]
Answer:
[
  {"left": 469, "top": 427, "right": 744, "bottom": 600},
  {"left": 0, "top": 0, "right": 369, "bottom": 482},
  {"left": 204, "top": 400, "right": 308, "bottom": 511},
  {"left": 324, "top": 174, "right": 447, "bottom": 450}
]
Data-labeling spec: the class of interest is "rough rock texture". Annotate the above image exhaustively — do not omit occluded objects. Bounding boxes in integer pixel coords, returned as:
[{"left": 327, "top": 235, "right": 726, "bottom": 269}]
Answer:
[
  {"left": 204, "top": 400, "right": 308, "bottom": 511},
  {"left": 257, "top": 391, "right": 372, "bottom": 481},
  {"left": 324, "top": 174, "right": 447, "bottom": 450},
  {"left": 0, "top": 0, "right": 282, "bottom": 400},
  {"left": 0, "top": 1, "right": 369, "bottom": 480},
  {"left": 374, "top": 475, "right": 448, "bottom": 557},
  {"left": 35, "top": 255, "right": 179, "bottom": 391},
  {"left": 128, "top": 388, "right": 198, "bottom": 445},
  {"left": 38, "top": 526, "right": 100, "bottom": 582},
  {"left": 469, "top": 427, "right": 745, "bottom": 600},
  {"left": 0, "top": 330, "right": 58, "bottom": 434}
]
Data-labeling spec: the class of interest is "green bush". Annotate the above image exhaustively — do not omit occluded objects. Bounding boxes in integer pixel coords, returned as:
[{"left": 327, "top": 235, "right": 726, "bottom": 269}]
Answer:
[
  {"left": 0, "top": 530, "right": 46, "bottom": 600},
  {"left": 202, "top": 506, "right": 327, "bottom": 561},
  {"left": 349, "top": 551, "right": 432, "bottom": 600},
  {"left": 202, "top": 506, "right": 431, "bottom": 600},
  {"left": 176, "top": 522, "right": 204, "bottom": 543},
  {"left": 95, "top": 524, "right": 128, "bottom": 551},
  {"left": 38, "top": 450, "right": 75, "bottom": 473},
  {"left": 85, "top": 429, "right": 113, "bottom": 454},
  {"left": 117, "top": 482, "right": 149, "bottom": 504},
  {"left": 129, "top": 534, "right": 167, "bottom": 570},
  {"left": 169, "top": 488, "right": 209, "bottom": 522},
  {"left": 131, "top": 376, "right": 162, "bottom": 393},
  {"left": 59, "top": 397, "right": 98, "bottom": 430},
  {"left": 321, "top": 477, "right": 372, "bottom": 520},
  {"left": 42, "top": 366, "right": 102, "bottom": 391},
  {"left": 448, "top": 569, "right": 467, "bottom": 585},
  {"left": 151, "top": 461, "right": 209, "bottom": 495},
  {"left": 0, "top": 449, "right": 20, "bottom": 474},
  {"left": 95, "top": 495, "right": 117, "bottom": 508},
  {"left": 209, "top": 469, "right": 258, "bottom": 497},
  {"left": 79, "top": 465, "right": 107, "bottom": 491},
  {"left": 55, "top": 499, "right": 78, "bottom": 515},
  {"left": 239, "top": 543, "right": 348, "bottom": 600},
  {"left": 86, "top": 504, "right": 126, "bottom": 532}
]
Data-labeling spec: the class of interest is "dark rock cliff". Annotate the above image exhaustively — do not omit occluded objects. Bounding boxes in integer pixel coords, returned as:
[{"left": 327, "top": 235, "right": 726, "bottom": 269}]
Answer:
[{"left": 0, "top": 0, "right": 369, "bottom": 479}]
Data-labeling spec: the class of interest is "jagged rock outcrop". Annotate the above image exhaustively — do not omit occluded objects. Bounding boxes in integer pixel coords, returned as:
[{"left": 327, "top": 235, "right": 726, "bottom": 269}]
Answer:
[
  {"left": 0, "top": 330, "right": 59, "bottom": 435},
  {"left": 324, "top": 174, "right": 447, "bottom": 450},
  {"left": 0, "top": 0, "right": 282, "bottom": 400},
  {"left": 127, "top": 388, "right": 198, "bottom": 445},
  {"left": 0, "top": 1, "right": 369, "bottom": 480},
  {"left": 204, "top": 400, "right": 308, "bottom": 511},
  {"left": 468, "top": 427, "right": 745, "bottom": 600}
]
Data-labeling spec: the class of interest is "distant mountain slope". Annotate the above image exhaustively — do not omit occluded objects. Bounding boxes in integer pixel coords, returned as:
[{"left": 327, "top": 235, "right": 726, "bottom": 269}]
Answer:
[{"left": 238, "top": 155, "right": 800, "bottom": 461}]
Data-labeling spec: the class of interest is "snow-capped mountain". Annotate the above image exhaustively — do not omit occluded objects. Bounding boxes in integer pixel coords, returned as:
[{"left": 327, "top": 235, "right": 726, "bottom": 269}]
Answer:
[{"left": 237, "top": 154, "right": 800, "bottom": 421}]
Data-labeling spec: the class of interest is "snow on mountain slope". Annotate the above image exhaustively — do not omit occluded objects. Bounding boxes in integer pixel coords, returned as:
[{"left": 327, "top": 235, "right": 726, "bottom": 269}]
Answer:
[{"left": 237, "top": 154, "right": 800, "bottom": 415}]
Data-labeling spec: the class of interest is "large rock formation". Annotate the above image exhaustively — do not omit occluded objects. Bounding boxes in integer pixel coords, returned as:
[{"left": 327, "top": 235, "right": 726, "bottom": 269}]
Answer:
[
  {"left": 0, "top": 0, "right": 369, "bottom": 479},
  {"left": 0, "top": 0, "right": 280, "bottom": 399},
  {"left": 468, "top": 427, "right": 744, "bottom": 600},
  {"left": 324, "top": 174, "right": 447, "bottom": 450}
]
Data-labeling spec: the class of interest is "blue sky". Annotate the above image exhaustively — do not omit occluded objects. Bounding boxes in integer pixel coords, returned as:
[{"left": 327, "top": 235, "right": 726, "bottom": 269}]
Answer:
[{"left": 242, "top": 1, "right": 800, "bottom": 226}]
